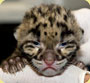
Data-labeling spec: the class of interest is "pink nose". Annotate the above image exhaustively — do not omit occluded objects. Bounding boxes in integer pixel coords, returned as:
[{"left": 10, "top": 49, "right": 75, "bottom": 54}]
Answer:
[
  {"left": 43, "top": 50, "right": 55, "bottom": 66},
  {"left": 44, "top": 58, "right": 55, "bottom": 66}
]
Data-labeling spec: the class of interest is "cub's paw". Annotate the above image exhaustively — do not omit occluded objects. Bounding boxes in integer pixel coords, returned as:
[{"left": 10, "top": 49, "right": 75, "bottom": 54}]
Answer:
[
  {"left": 75, "top": 61, "right": 88, "bottom": 70},
  {"left": 1, "top": 57, "right": 28, "bottom": 74}
]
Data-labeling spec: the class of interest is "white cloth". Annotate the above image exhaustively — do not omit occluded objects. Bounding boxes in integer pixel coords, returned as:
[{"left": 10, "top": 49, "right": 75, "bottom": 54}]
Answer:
[
  {"left": 72, "top": 8, "right": 90, "bottom": 65},
  {"left": 0, "top": 8, "right": 90, "bottom": 83},
  {"left": 0, "top": 65, "right": 89, "bottom": 83}
]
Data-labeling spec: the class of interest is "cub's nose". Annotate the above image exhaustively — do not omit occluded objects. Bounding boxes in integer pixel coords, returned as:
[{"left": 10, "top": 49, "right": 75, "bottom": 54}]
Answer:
[{"left": 43, "top": 50, "right": 56, "bottom": 66}]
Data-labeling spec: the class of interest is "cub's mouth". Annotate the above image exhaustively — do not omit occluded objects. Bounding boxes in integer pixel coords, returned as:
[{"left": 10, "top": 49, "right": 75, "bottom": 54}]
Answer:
[
  {"left": 31, "top": 57, "right": 68, "bottom": 77},
  {"left": 42, "top": 67, "right": 57, "bottom": 72}
]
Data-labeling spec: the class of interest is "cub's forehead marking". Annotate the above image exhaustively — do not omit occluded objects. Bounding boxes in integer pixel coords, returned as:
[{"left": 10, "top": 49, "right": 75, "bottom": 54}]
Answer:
[
  {"left": 48, "top": 16, "right": 56, "bottom": 27},
  {"left": 28, "top": 23, "right": 42, "bottom": 37},
  {"left": 56, "top": 22, "right": 68, "bottom": 29},
  {"left": 25, "top": 6, "right": 68, "bottom": 37},
  {"left": 18, "top": 4, "right": 80, "bottom": 43},
  {"left": 24, "top": 4, "right": 66, "bottom": 23},
  {"left": 63, "top": 14, "right": 67, "bottom": 22}
]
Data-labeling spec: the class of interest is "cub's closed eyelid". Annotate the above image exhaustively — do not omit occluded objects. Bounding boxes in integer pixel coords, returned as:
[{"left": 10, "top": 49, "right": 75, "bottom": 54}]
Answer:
[
  {"left": 59, "top": 42, "right": 67, "bottom": 46},
  {"left": 33, "top": 41, "right": 40, "bottom": 45}
]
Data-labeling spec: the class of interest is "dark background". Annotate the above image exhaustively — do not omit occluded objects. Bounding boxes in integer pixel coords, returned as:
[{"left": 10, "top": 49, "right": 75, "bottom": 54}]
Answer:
[{"left": 0, "top": 24, "right": 19, "bottom": 64}]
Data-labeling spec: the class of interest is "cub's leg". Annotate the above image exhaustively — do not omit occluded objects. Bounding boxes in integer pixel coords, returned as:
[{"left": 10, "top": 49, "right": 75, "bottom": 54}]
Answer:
[{"left": 1, "top": 49, "right": 28, "bottom": 74}]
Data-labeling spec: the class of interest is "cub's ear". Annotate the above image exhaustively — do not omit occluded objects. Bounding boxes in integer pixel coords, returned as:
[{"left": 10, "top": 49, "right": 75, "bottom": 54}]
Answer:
[
  {"left": 13, "top": 24, "right": 28, "bottom": 41},
  {"left": 14, "top": 31, "right": 18, "bottom": 40},
  {"left": 14, "top": 27, "right": 18, "bottom": 40},
  {"left": 80, "top": 28, "right": 84, "bottom": 35}
]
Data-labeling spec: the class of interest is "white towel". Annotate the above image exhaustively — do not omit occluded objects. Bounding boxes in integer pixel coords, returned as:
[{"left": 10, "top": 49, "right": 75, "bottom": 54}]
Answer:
[{"left": 0, "top": 65, "right": 89, "bottom": 83}]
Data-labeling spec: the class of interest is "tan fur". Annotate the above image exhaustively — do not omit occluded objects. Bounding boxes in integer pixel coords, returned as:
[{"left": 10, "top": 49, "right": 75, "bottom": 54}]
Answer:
[{"left": 16, "top": 4, "right": 83, "bottom": 45}]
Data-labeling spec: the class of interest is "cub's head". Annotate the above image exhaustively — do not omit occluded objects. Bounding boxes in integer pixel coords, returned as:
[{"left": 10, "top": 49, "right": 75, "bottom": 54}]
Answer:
[{"left": 14, "top": 4, "right": 84, "bottom": 77}]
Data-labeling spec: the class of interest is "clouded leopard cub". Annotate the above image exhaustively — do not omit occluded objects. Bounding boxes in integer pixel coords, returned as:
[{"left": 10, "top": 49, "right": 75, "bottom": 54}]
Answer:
[{"left": 1, "top": 4, "right": 87, "bottom": 77}]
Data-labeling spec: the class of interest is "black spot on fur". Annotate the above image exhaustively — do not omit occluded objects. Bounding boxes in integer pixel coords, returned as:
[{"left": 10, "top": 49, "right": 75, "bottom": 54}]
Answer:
[
  {"left": 30, "top": 29, "right": 40, "bottom": 37},
  {"left": 57, "top": 22, "right": 60, "bottom": 27},
  {"left": 37, "top": 31, "right": 40, "bottom": 37},
  {"left": 56, "top": 7, "right": 61, "bottom": 14},
  {"left": 61, "top": 30, "right": 74, "bottom": 38},
  {"left": 38, "top": 8, "right": 45, "bottom": 17},
  {"left": 57, "top": 22, "right": 68, "bottom": 30},
  {"left": 64, "top": 15, "right": 67, "bottom": 22},
  {"left": 28, "top": 23, "right": 41, "bottom": 37},
  {"left": 55, "top": 32, "right": 57, "bottom": 36},
  {"left": 30, "top": 12, "right": 37, "bottom": 23},
  {"left": 43, "top": 23, "right": 47, "bottom": 28},
  {"left": 36, "top": 23, "right": 41, "bottom": 29},
  {"left": 48, "top": 17, "right": 55, "bottom": 27},
  {"left": 44, "top": 32, "right": 47, "bottom": 36},
  {"left": 33, "top": 16, "right": 37, "bottom": 23}
]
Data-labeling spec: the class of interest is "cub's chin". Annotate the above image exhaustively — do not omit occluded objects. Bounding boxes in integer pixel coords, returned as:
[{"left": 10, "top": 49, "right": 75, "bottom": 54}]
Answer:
[{"left": 41, "top": 69, "right": 58, "bottom": 77}]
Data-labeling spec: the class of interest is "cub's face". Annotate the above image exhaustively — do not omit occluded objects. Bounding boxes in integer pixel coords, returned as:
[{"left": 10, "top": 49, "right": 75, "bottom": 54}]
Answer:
[
  {"left": 15, "top": 4, "right": 83, "bottom": 77},
  {"left": 21, "top": 36, "right": 78, "bottom": 77}
]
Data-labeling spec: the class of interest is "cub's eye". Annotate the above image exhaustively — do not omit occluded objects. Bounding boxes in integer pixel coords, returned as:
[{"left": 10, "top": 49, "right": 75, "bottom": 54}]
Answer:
[
  {"left": 60, "top": 42, "right": 67, "bottom": 46},
  {"left": 33, "top": 41, "right": 40, "bottom": 45}
]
